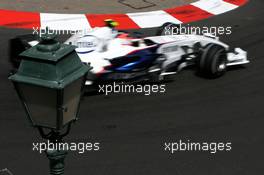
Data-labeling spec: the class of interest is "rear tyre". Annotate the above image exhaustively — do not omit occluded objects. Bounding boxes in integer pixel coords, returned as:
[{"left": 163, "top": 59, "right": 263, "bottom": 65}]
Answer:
[
  {"left": 199, "top": 44, "right": 227, "bottom": 78},
  {"left": 156, "top": 22, "right": 180, "bottom": 36},
  {"left": 9, "top": 34, "right": 39, "bottom": 68}
]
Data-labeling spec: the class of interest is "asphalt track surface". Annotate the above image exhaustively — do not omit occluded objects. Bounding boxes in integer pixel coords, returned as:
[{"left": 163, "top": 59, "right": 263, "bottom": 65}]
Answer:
[{"left": 0, "top": 1, "right": 264, "bottom": 175}]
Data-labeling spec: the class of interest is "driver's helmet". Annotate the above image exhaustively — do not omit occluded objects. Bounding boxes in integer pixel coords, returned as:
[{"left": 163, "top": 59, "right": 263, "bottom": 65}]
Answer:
[{"left": 104, "top": 19, "right": 119, "bottom": 28}]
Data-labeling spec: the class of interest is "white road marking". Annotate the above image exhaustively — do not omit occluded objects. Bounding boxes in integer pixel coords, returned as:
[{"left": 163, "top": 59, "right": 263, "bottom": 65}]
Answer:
[
  {"left": 127, "top": 10, "right": 182, "bottom": 28},
  {"left": 192, "top": 0, "right": 238, "bottom": 15},
  {"left": 40, "top": 13, "right": 91, "bottom": 31}
]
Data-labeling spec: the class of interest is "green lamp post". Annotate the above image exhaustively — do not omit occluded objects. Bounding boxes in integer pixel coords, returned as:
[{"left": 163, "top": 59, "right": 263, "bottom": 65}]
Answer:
[{"left": 9, "top": 33, "right": 92, "bottom": 175}]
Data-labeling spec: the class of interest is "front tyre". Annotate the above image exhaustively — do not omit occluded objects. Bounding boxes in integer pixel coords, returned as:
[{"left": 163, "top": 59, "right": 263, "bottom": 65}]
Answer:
[{"left": 199, "top": 44, "right": 227, "bottom": 78}]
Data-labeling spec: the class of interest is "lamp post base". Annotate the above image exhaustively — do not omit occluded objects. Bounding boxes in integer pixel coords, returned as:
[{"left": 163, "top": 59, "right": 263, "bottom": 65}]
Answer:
[{"left": 46, "top": 148, "right": 68, "bottom": 175}]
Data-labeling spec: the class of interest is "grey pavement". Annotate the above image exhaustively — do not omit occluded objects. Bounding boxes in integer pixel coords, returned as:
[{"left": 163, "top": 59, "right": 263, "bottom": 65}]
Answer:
[{"left": 0, "top": 0, "right": 195, "bottom": 13}]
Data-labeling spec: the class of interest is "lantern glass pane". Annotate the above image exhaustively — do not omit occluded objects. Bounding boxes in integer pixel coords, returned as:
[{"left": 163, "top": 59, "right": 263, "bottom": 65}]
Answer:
[
  {"left": 62, "top": 77, "right": 83, "bottom": 125},
  {"left": 17, "top": 83, "right": 57, "bottom": 128}
]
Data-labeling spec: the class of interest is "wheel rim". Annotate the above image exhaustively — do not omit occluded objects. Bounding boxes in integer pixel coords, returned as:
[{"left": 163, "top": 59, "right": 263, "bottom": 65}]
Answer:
[
  {"left": 215, "top": 49, "right": 227, "bottom": 73},
  {"left": 218, "top": 62, "right": 226, "bottom": 71}
]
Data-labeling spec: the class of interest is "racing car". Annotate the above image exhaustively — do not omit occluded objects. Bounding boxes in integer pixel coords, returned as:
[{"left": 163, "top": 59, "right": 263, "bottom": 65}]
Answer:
[{"left": 9, "top": 22, "right": 249, "bottom": 85}]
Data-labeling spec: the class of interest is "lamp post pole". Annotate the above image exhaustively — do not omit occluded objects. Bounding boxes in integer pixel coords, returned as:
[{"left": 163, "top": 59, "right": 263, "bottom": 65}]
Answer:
[
  {"left": 46, "top": 145, "right": 67, "bottom": 175},
  {"left": 40, "top": 129, "right": 68, "bottom": 175}
]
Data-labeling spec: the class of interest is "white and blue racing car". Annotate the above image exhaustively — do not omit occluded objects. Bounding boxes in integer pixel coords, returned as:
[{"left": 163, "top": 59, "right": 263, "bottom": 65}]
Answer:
[{"left": 10, "top": 23, "right": 249, "bottom": 85}]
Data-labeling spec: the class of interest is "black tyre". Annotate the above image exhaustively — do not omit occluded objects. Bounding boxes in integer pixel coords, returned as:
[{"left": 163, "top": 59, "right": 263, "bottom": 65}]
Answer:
[
  {"left": 148, "top": 67, "right": 164, "bottom": 83},
  {"left": 9, "top": 34, "right": 39, "bottom": 68},
  {"left": 131, "top": 31, "right": 143, "bottom": 38},
  {"left": 156, "top": 22, "right": 180, "bottom": 36},
  {"left": 199, "top": 44, "right": 227, "bottom": 78},
  {"left": 148, "top": 55, "right": 166, "bottom": 83}
]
